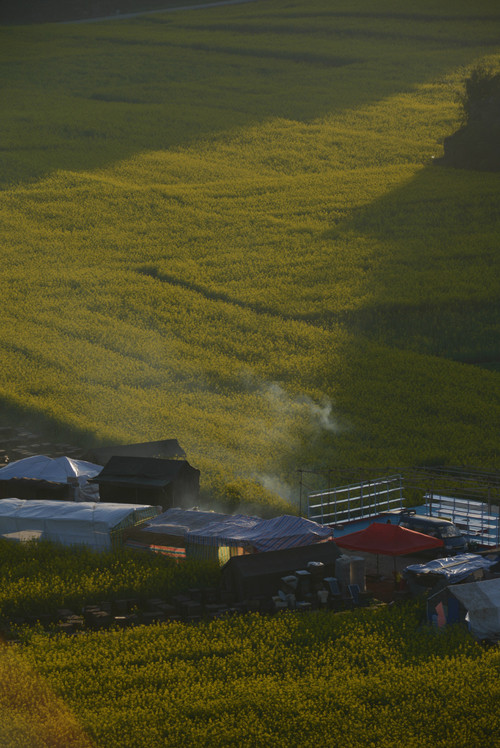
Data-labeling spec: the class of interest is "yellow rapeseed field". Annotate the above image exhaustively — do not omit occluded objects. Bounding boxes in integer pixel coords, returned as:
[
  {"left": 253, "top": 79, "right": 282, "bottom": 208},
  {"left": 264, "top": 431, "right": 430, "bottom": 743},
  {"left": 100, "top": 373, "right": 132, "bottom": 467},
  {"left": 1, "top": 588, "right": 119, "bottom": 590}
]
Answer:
[{"left": 5, "top": 605, "right": 500, "bottom": 747}]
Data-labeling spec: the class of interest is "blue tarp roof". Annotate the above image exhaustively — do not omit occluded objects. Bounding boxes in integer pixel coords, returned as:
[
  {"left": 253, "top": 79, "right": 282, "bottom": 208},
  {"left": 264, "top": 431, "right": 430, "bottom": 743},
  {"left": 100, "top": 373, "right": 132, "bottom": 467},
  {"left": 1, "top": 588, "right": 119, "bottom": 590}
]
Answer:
[
  {"left": 404, "top": 553, "right": 498, "bottom": 584},
  {"left": 188, "top": 513, "right": 334, "bottom": 552},
  {"left": 142, "top": 508, "right": 334, "bottom": 552}
]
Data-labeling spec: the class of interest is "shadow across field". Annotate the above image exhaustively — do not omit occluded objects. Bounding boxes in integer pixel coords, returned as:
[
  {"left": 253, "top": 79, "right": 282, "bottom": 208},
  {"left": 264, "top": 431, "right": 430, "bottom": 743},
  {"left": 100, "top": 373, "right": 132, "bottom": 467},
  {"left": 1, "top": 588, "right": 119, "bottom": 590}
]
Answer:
[
  {"left": 0, "top": 398, "right": 107, "bottom": 459},
  {"left": 1, "top": 5, "right": 497, "bottom": 187},
  {"left": 323, "top": 165, "right": 500, "bottom": 367}
]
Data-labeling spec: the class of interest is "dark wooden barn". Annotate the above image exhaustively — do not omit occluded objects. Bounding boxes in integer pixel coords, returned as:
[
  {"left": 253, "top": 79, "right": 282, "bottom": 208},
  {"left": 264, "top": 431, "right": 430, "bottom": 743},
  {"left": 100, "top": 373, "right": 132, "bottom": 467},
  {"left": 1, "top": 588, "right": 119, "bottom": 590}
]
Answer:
[{"left": 89, "top": 457, "right": 199, "bottom": 511}]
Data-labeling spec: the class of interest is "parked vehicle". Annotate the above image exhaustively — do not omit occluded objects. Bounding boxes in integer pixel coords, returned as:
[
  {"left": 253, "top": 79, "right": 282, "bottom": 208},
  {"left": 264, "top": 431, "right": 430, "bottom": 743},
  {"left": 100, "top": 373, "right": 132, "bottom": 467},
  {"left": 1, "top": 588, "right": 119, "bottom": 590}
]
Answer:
[{"left": 398, "top": 510, "right": 467, "bottom": 555}]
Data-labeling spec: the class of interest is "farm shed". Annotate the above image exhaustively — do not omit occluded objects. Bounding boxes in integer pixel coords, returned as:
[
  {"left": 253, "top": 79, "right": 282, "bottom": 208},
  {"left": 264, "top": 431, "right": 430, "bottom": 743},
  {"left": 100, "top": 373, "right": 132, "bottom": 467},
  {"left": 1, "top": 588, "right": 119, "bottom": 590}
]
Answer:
[
  {"left": 0, "top": 498, "right": 160, "bottom": 551},
  {"left": 186, "top": 512, "right": 335, "bottom": 562},
  {"left": 84, "top": 439, "right": 185, "bottom": 465},
  {"left": 123, "top": 508, "right": 335, "bottom": 563},
  {"left": 220, "top": 541, "right": 341, "bottom": 601},
  {"left": 428, "top": 577, "right": 500, "bottom": 641},
  {"left": 89, "top": 457, "right": 199, "bottom": 510},
  {"left": 124, "top": 508, "right": 232, "bottom": 560},
  {"left": 450, "top": 578, "right": 500, "bottom": 640},
  {"left": 0, "top": 455, "right": 101, "bottom": 501}
]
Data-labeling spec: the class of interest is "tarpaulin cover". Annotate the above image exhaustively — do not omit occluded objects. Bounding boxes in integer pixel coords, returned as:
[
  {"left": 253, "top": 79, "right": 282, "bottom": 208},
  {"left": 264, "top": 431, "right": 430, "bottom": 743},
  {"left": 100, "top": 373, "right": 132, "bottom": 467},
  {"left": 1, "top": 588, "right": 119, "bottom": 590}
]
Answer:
[
  {"left": 404, "top": 553, "right": 498, "bottom": 584},
  {"left": 0, "top": 498, "right": 159, "bottom": 550},
  {"left": 0, "top": 455, "right": 101, "bottom": 482},
  {"left": 138, "top": 508, "right": 236, "bottom": 538},
  {"left": 187, "top": 513, "right": 333, "bottom": 552},
  {"left": 0, "top": 455, "right": 101, "bottom": 500},
  {"left": 335, "top": 522, "right": 444, "bottom": 555},
  {"left": 450, "top": 577, "right": 500, "bottom": 640},
  {"left": 140, "top": 508, "right": 334, "bottom": 552}
]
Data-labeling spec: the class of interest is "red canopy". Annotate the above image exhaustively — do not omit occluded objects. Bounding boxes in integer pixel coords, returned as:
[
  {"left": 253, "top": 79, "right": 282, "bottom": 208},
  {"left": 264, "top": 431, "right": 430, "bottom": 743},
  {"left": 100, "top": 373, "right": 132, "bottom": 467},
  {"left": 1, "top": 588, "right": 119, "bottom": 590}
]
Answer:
[{"left": 335, "top": 522, "right": 444, "bottom": 556}]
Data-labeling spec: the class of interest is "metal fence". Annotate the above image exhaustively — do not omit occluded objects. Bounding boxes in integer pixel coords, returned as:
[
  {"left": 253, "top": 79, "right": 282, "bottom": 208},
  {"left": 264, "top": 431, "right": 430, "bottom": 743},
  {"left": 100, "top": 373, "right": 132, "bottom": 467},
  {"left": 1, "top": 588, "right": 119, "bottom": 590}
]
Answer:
[
  {"left": 424, "top": 494, "right": 500, "bottom": 547},
  {"left": 307, "top": 474, "right": 404, "bottom": 525},
  {"left": 304, "top": 466, "right": 500, "bottom": 546}
]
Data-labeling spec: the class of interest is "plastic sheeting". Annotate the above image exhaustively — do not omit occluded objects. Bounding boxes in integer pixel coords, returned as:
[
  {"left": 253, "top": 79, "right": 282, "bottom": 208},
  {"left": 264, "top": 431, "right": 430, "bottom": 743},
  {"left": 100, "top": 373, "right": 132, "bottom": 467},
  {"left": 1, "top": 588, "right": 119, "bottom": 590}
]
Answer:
[
  {"left": 188, "top": 513, "right": 334, "bottom": 552},
  {"left": 139, "top": 508, "right": 235, "bottom": 539},
  {"left": 140, "top": 508, "right": 334, "bottom": 553},
  {"left": 404, "top": 553, "right": 498, "bottom": 584},
  {"left": 0, "top": 498, "right": 160, "bottom": 550},
  {"left": 451, "top": 578, "right": 500, "bottom": 640},
  {"left": 0, "top": 455, "right": 101, "bottom": 500}
]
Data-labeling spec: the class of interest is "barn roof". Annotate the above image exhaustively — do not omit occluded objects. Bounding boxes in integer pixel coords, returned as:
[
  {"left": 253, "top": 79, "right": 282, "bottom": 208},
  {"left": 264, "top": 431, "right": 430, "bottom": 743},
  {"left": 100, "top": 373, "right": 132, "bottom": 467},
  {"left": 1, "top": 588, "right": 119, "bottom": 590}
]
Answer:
[
  {"left": 133, "top": 508, "right": 333, "bottom": 552},
  {"left": 188, "top": 513, "right": 334, "bottom": 552},
  {"left": 90, "top": 457, "right": 198, "bottom": 488},
  {"left": 136, "top": 507, "right": 235, "bottom": 537},
  {"left": 85, "top": 439, "right": 185, "bottom": 465}
]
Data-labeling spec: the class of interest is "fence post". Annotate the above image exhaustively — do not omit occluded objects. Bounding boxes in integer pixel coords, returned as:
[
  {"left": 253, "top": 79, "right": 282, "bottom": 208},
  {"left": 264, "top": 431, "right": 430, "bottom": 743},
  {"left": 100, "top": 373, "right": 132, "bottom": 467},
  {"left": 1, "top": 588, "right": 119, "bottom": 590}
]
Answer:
[{"left": 328, "top": 470, "right": 331, "bottom": 525}]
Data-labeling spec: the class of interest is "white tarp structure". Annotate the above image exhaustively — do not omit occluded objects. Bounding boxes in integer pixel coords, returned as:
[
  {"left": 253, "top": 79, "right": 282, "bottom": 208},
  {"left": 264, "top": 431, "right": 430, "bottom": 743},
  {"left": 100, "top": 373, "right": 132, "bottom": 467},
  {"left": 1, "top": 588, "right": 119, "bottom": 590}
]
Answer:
[
  {"left": 0, "top": 455, "right": 101, "bottom": 500},
  {"left": 451, "top": 577, "right": 500, "bottom": 641},
  {"left": 0, "top": 499, "right": 160, "bottom": 551}
]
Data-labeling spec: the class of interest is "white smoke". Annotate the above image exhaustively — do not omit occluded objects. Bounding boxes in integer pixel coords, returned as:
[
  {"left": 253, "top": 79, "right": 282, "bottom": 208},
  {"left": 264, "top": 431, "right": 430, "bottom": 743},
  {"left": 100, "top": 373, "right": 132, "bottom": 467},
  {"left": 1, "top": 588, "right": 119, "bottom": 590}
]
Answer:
[
  {"left": 255, "top": 472, "right": 295, "bottom": 503},
  {"left": 307, "top": 398, "right": 338, "bottom": 432},
  {"left": 247, "top": 378, "right": 341, "bottom": 504},
  {"left": 259, "top": 380, "right": 340, "bottom": 435}
]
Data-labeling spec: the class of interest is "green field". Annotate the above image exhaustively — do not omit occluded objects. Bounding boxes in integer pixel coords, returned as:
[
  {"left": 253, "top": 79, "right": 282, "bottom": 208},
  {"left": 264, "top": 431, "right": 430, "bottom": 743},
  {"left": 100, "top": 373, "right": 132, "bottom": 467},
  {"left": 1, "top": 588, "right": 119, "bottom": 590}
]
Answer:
[
  {"left": 3, "top": 599, "right": 500, "bottom": 747},
  {"left": 1, "top": 0, "right": 499, "bottom": 512}
]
